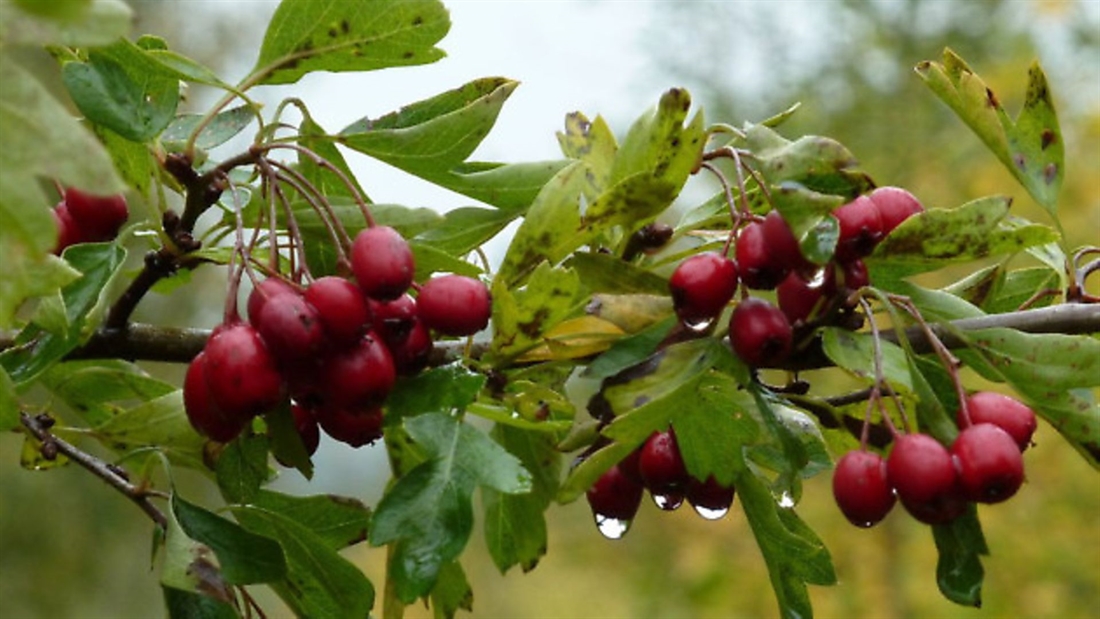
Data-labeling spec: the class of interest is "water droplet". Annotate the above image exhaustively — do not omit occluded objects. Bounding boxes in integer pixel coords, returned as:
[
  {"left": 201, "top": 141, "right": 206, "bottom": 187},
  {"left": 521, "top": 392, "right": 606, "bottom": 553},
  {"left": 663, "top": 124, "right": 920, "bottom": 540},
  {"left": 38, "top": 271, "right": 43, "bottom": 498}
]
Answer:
[
  {"left": 682, "top": 316, "right": 714, "bottom": 333},
  {"left": 595, "top": 514, "right": 631, "bottom": 539},
  {"left": 778, "top": 492, "right": 795, "bottom": 508},
  {"left": 693, "top": 504, "right": 729, "bottom": 520},
  {"left": 806, "top": 267, "right": 828, "bottom": 288},
  {"left": 652, "top": 492, "right": 684, "bottom": 511}
]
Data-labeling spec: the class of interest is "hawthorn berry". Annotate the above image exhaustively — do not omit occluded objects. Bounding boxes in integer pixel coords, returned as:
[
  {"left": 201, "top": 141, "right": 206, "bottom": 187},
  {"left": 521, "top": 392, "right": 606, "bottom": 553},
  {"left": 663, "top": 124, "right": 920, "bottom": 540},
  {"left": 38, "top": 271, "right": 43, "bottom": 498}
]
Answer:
[
  {"left": 777, "top": 269, "right": 835, "bottom": 325},
  {"left": 686, "top": 475, "right": 736, "bottom": 518},
  {"left": 869, "top": 186, "right": 924, "bottom": 236},
  {"left": 387, "top": 318, "right": 433, "bottom": 375},
  {"left": 315, "top": 405, "right": 384, "bottom": 448},
  {"left": 839, "top": 259, "right": 870, "bottom": 291},
  {"left": 253, "top": 290, "right": 327, "bottom": 367},
  {"left": 639, "top": 429, "right": 689, "bottom": 507},
  {"left": 351, "top": 225, "right": 415, "bottom": 301},
  {"left": 202, "top": 323, "right": 285, "bottom": 420},
  {"left": 736, "top": 221, "right": 788, "bottom": 290},
  {"left": 832, "top": 450, "right": 895, "bottom": 527},
  {"left": 305, "top": 276, "right": 372, "bottom": 347},
  {"left": 183, "top": 352, "right": 245, "bottom": 443},
  {"left": 319, "top": 332, "right": 396, "bottom": 409},
  {"left": 370, "top": 294, "right": 418, "bottom": 343},
  {"left": 586, "top": 464, "right": 644, "bottom": 522},
  {"left": 247, "top": 277, "right": 297, "bottom": 324},
  {"left": 417, "top": 274, "right": 492, "bottom": 336},
  {"left": 63, "top": 187, "right": 129, "bottom": 242},
  {"left": 887, "top": 433, "right": 964, "bottom": 525},
  {"left": 960, "top": 391, "right": 1037, "bottom": 451},
  {"left": 761, "top": 210, "right": 813, "bottom": 272},
  {"left": 729, "top": 298, "right": 793, "bottom": 367},
  {"left": 832, "top": 196, "right": 884, "bottom": 263},
  {"left": 51, "top": 203, "right": 81, "bottom": 254},
  {"left": 669, "top": 252, "right": 738, "bottom": 324},
  {"left": 951, "top": 423, "right": 1025, "bottom": 504}
]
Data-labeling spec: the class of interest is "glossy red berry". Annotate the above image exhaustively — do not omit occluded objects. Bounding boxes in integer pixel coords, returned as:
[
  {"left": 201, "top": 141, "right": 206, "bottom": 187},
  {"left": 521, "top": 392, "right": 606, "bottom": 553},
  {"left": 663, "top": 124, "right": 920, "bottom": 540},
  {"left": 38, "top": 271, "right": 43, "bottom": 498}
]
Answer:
[
  {"left": 887, "top": 433, "right": 964, "bottom": 525},
  {"left": 686, "top": 475, "right": 736, "bottom": 518},
  {"left": 832, "top": 450, "right": 896, "bottom": 527},
  {"left": 387, "top": 318, "right": 433, "bottom": 376},
  {"left": 776, "top": 269, "right": 834, "bottom": 325},
  {"left": 952, "top": 423, "right": 1025, "bottom": 504},
  {"left": 417, "top": 274, "right": 492, "bottom": 336},
  {"left": 351, "top": 225, "right": 415, "bottom": 301},
  {"left": 370, "top": 294, "right": 418, "bottom": 343},
  {"left": 305, "top": 276, "right": 372, "bottom": 347},
  {"left": 832, "top": 196, "right": 884, "bottom": 263},
  {"left": 320, "top": 332, "right": 396, "bottom": 409},
  {"left": 729, "top": 298, "right": 793, "bottom": 367},
  {"left": 63, "top": 187, "right": 128, "bottom": 242},
  {"left": 586, "top": 464, "right": 644, "bottom": 522},
  {"left": 202, "top": 323, "right": 285, "bottom": 421},
  {"left": 183, "top": 352, "right": 246, "bottom": 443},
  {"left": 669, "top": 252, "right": 738, "bottom": 324},
  {"left": 315, "top": 405, "right": 384, "bottom": 448},
  {"left": 761, "top": 210, "right": 813, "bottom": 272},
  {"left": 51, "top": 203, "right": 82, "bottom": 254},
  {"left": 253, "top": 291, "right": 327, "bottom": 367},
  {"left": 736, "top": 221, "right": 788, "bottom": 290},
  {"left": 839, "top": 259, "right": 870, "bottom": 291},
  {"left": 247, "top": 278, "right": 297, "bottom": 324},
  {"left": 638, "top": 429, "right": 689, "bottom": 500},
  {"left": 869, "top": 186, "right": 924, "bottom": 236},
  {"left": 960, "top": 391, "right": 1037, "bottom": 452}
]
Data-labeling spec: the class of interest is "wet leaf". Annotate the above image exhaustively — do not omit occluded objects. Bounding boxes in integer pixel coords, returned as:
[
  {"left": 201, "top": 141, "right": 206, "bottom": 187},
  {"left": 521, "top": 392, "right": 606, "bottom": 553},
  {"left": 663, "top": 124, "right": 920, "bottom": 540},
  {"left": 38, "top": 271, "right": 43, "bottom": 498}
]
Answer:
[
  {"left": 93, "top": 391, "right": 207, "bottom": 470},
  {"left": 249, "top": 490, "right": 371, "bottom": 551},
  {"left": 430, "top": 561, "right": 473, "bottom": 619},
  {"left": 387, "top": 364, "right": 486, "bottom": 420},
  {"left": 746, "top": 124, "right": 873, "bottom": 197},
  {"left": 566, "top": 251, "right": 669, "bottom": 295},
  {"left": 215, "top": 434, "right": 270, "bottom": 505}
]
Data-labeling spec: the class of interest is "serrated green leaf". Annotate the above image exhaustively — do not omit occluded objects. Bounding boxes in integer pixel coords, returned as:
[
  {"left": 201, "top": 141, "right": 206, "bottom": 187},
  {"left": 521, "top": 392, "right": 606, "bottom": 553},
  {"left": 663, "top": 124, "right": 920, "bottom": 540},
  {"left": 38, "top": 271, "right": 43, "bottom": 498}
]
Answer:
[
  {"left": 411, "top": 241, "right": 482, "bottom": 280},
  {"left": 172, "top": 495, "right": 286, "bottom": 585},
  {"left": 423, "top": 160, "right": 572, "bottom": 212},
  {"left": 556, "top": 112, "right": 617, "bottom": 196},
  {"left": 414, "top": 207, "right": 518, "bottom": 257},
  {"left": 251, "top": 0, "right": 448, "bottom": 85},
  {"left": 162, "top": 586, "right": 238, "bottom": 619},
  {"left": 982, "top": 267, "right": 1059, "bottom": 314},
  {"left": 491, "top": 262, "right": 582, "bottom": 361},
  {"left": 565, "top": 251, "right": 670, "bottom": 295},
  {"left": 582, "top": 316, "right": 675, "bottom": 381},
  {"left": 671, "top": 373, "right": 759, "bottom": 488},
  {"left": 746, "top": 125, "right": 873, "bottom": 198},
  {"left": 430, "top": 561, "right": 473, "bottom": 619},
  {"left": 162, "top": 106, "right": 255, "bottom": 151},
  {"left": 266, "top": 403, "right": 313, "bottom": 480},
  {"left": 42, "top": 359, "right": 177, "bottom": 427},
  {"left": 0, "top": 0, "right": 130, "bottom": 47},
  {"left": 370, "top": 413, "right": 531, "bottom": 601},
  {"left": 387, "top": 364, "right": 486, "bottom": 420},
  {"left": 94, "top": 125, "right": 156, "bottom": 195},
  {"left": 916, "top": 49, "right": 1063, "bottom": 213},
  {"left": 93, "top": 391, "right": 207, "bottom": 469},
  {"left": 233, "top": 505, "right": 374, "bottom": 618},
  {"left": 297, "top": 113, "right": 370, "bottom": 201},
  {"left": 249, "top": 490, "right": 371, "bottom": 550},
  {"left": 160, "top": 502, "right": 234, "bottom": 606},
  {"left": 821, "top": 327, "right": 914, "bottom": 394},
  {"left": 62, "top": 48, "right": 179, "bottom": 142},
  {"left": 216, "top": 434, "right": 270, "bottom": 505}
]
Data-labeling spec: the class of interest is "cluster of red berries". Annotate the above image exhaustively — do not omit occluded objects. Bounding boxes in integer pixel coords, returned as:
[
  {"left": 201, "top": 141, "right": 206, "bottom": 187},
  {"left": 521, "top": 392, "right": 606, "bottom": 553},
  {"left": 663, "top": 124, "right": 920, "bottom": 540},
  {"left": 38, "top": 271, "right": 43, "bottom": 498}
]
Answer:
[
  {"left": 833, "top": 391, "right": 1037, "bottom": 527},
  {"left": 669, "top": 186, "right": 924, "bottom": 368},
  {"left": 183, "top": 225, "right": 492, "bottom": 455},
  {"left": 587, "top": 428, "right": 736, "bottom": 536},
  {"left": 51, "top": 187, "right": 129, "bottom": 253}
]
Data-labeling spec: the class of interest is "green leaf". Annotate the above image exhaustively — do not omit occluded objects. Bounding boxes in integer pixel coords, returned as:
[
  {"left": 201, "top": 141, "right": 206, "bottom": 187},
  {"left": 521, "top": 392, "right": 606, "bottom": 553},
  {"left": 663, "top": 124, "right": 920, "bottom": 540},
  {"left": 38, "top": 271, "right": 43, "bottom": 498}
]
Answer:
[
  {"left": 297, "top": 112, "right": 369, "bottom": 201},
  {"left": 745, "top": 124, "right": 873, "bottom": 198},
  {"left": 869, "top": 196, "right": 1058, "bottom": 285},
  {"left": 370, "top": 412, "right": 531, "bottom": 601},
  {"left": 490, "top": 262, "right": 583, "bottom": 361},
  {"left": 233, "top": 505, "right": 374, "bottom": 618},
  {"left": 1, "top": 243, "right": 126, "bottom": 385},
  {"left": 172, "top": 495, "right": 286, "bottom": 585},
  {"left": 821, "top": 327, "right": 913, "bottom": 394},
  {"left": 483, "top": 424, "right": 560, "bottom": 573},
  {"left": 266, "top": 403, "right": 314, "bottom": 480},
  {"left": 414, "top": 207, "right": 518, "bottom": 257},
  {"left": 671, "top": 372, "right": 760, "bottom": 488},
  {"left": 0, "top": 0, "right": 131, "bottom": 47},
  {"left": 421, "top": 160, "right": 572, "bottom": 212},
  {"left": 566, "top": 251, "right": 669, "bottom": 295},
  {"left": 160, "top": 501, "right": 235, "bottom": 607},
  {"left": 0, "top": 368, "right": 17, "bottom": 431},
  {"left": 162, "top": 586, "right": 238, "bottom": 619},
  {"left": 916, "top": 49, "right": 1064, "bottom": 213},
  {"left": 556, "top": 112, "right": 617, "bottom": 196},
  {"left": 737, "top": 466, "right": 836, "bottom": 619},
  {"left": 94, "top": 125, "right": 156, "bottom": 195},
  {"left": 430, "top": 561, "right": 473, "bottom": 619},
  {"left": 249, "top": 490, "right": 371, "bottom": 551},
  {"left": 61, "top": 47, "right": 180, "bottom": 142},
  {"left": 93, "top": 391, "right": 207, "bottom": 469},
  {"left": 42, "top": 359, "right": 177, "bottom": 427},
  {"left": 582, "top": 316, "right": 676, "bottom": 381},
  {"left": 770, "top": 182, "right": 843, "bottom": 265},
  {"left": 932, "top": 507, "right": 988, "bottom": 607},
  {"left": 982, "top": 267, "right": 1059, "bottom": 314},
  {"left": 387, "top": 364, "right": 486, "bottom": 420},
  {"left": 251, "top": 0, "right": 449, "bottom": 85},
  {"left": 216, "top": 434, "right": 270, "bottom": 504},
  {"left": 162, "top": 106, "right": 255, "bottom": 151},
  {"left": 411, "top": 241, "right": 482, "bottom": 280}
]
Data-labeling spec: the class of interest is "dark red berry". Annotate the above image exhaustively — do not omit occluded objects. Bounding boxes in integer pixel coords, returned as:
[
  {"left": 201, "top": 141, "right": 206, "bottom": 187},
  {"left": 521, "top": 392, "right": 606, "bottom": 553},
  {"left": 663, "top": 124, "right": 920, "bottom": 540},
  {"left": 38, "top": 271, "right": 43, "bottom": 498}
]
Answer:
[
  {"left": 618, "top": 446, "right": 644, "bottom": 484},
  {"left": 320, "top": 332, "right": 396, "bottom": 409},
  {"left": 839, "top": 259, "right": 869, "bottom": 291},
  {"left": 776, "top": 269, "right": 835, "bottom": 325},
  {"left": 417, "top": 274, "right": 492, "bottom": 336},
  {"left": 686, "top": 475, "right": 736, "bottom": 518},
  {"left": 247, "top": 278, "right": 297, "bottom": 324},
  {"left": 832, "top": 196, "right": 884, "bottom": 263},
  {"left": 638, "top": 429, "right": 689, "bottom": 501},
  {"left": 736, "top": 221, "right": 788, "bottom": 290},
  {"left": 887, "top": 433, "right": 963, "bottom": 525},
  {"left": 315, "top": 405, "right": 384, "bottom": 448},
  {"left": 52, "top": 203, "right": 82, "bottom": 254},
  {"left": 960, "top": 391, "right": 1037, "bottom": 452},
  {"left": 63, "top": 187, "right": 128, "bottom": 242},
  {"left": 387, "top": 318, "right": 433, "bottom": 376},
  {"left": 761, "top": 210, "right": 814, "bottom": 272},
  {"left": 586, "top": 464, "right": 644, "bottom": 522},
  {"left": 290, "top": 404, "right": 321, "bottom": 457},
  {"left": 202, "top": 323, "right": 285, "bottom": 421},
  {"left": 869, "top": 186, "right": 924, "bottom": 236},
  {"left": 952, "top": 423, "right": 1025, "bottom": 504},
  {"left": 832, "top": 450, "right": 896, "bottom": 527},
  {"left": 253, "top": 291, "right": 327, "bottom": 367},
  {"left": 669, "top": 252, "right": 738, "bottom": 324},
  {"left": 370, "top": 294, "right": 418, "bottom": 343},
  {"left": 351, "top": 225, "right": 415, "bottom": 301},
  {"left": 184, "top": 352, "right": 246, "bottom": 443},
  {"left": 729, "top": 298, "right": 793, "bottom": 367},
  {"left": 305, "top": 276, "right": 372, "bottom": 347}
]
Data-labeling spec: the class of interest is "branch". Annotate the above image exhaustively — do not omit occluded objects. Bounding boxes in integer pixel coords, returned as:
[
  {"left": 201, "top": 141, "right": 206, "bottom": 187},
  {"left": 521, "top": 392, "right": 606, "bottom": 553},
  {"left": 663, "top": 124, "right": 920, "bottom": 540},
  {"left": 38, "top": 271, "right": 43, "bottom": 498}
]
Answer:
[{"left": 19, "top": 412, "right": 168, "bottom": 529}]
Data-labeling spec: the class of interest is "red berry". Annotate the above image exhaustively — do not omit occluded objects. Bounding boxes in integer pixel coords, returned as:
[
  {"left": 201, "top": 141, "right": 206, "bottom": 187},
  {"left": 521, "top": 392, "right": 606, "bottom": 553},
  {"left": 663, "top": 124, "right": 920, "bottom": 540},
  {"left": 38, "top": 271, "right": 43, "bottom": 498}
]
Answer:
[
  {"left": 776, "top": 269, "right": 835, "bottom": 325},
  {"left": 761, "top": 211, "right": 813, "bottom": 272},
  {"left": 669, "top": 252, "right": 738, "bottom": 324},
  {"left": 638, "top": 429, "right": 689, "bottom": 501},
  {"left": 247, "top": 278, "right": 297, "bottom": 324},
  {"left": 290, "top": 404, "right": 321, "bottom": 457},
  {"left": 316, "top": 405, "right": 384, "bottom": 448},
  {"left": 320, "top": 332, "right": 396, "bottom": 409},
  {"left": 618, "top": 446, "right": 644, "bottom": 484},
  {"left": 183, "top": 352, "right": 246, "bottom": 442},
  {"left": 887, "top": 433, "right": 964, "bottom": 525},
  {"left": 686, "top": 475, "right": 736, "bottom": 518},
  {"left": 417, "top": 274, "right": 492, "bottom": 337},
  {"left": 869, "top": 186, "right": 924, "bottom": 236},
  {"left": 51, "top": 203, "right": 82, "bottom": 254},
  {"left": 832, "top": 196, "right": 884, "bottom": 263},
  {"left": 253, "top": 291, "right": 327, "bottom": 368},
  {"left": 729, "top": 298, "right": 793, "bottom": 367},
  {"left": 387, "top": 318, "right": 433, "bottom": 376},
  {"left": 832, "top": 450, "right": 896, "bottom": 527},
  {"left": 63, "top": 187, "right": 128, "bottom": 242},
  {"left": 371, "top": 294, "right": 418, "bottom": 343},
  {"left": 960, "top": 391, "right": 1037, "bottom": 452},
  {"left": 952, "top": 423, "right": 1025, "bottom": 504},
  {"left": 839, "top": 259, "right": 869, "bottom": 290},
  {"left": 736, "top": 221, "right": 788, "bottom": 290},
  {"left": 305, "top": 276, "right": 372, "bottom": 347},
  {"left": 351, "top": 225, "right": 415, "bottom": 301},
  {"left": 202, "top": 323, "right": 285, "bottom": 420},
  {"left": 586, "top": 464, "right": 644, "bottom": 522}
]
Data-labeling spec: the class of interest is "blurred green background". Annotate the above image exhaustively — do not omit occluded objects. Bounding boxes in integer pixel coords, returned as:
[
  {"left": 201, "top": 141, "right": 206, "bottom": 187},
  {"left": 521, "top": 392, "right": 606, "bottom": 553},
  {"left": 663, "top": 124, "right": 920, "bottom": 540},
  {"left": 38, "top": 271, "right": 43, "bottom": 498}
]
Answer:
[{"left": 1, "top": 1, "right": 1098, "bottom": 617}]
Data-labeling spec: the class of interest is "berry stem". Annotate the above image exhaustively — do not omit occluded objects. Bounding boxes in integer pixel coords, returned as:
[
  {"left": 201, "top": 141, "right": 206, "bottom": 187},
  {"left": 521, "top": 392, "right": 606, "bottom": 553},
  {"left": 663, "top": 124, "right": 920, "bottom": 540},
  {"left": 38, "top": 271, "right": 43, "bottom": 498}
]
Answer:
[
  {"left": 263, "top": 143, "right": 376, "bottom": 228},
  {"left": 256, "top": 157, "right": 314, "bottom": 283},
  {"left": 267, "top": 159, "right": 354, "bottom": 260},
  {"left": 857, "top": 296, "right": 902, "bottom": 438}
]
